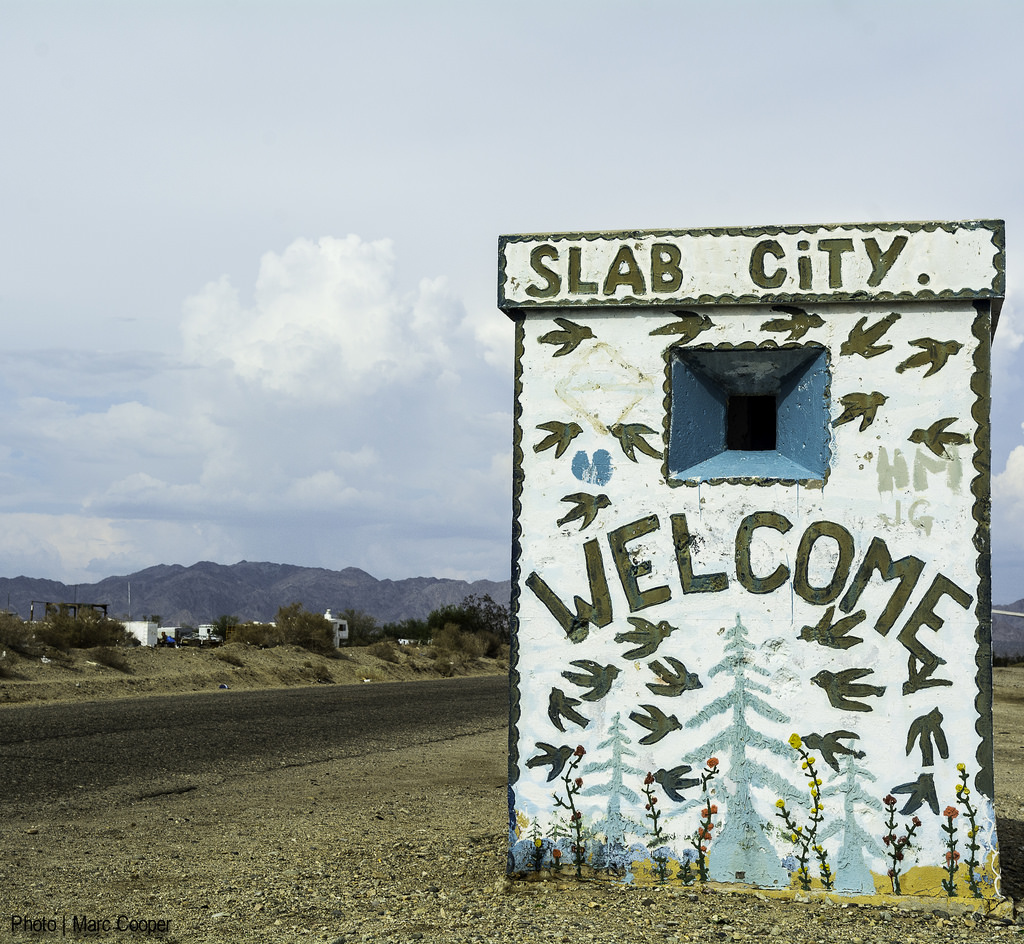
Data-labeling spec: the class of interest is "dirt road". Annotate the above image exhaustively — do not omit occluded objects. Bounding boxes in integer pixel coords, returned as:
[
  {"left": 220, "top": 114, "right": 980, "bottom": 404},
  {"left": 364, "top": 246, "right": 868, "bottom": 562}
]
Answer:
[{"left": 2, "top": 668, "right": 1023, "bottom": 943}]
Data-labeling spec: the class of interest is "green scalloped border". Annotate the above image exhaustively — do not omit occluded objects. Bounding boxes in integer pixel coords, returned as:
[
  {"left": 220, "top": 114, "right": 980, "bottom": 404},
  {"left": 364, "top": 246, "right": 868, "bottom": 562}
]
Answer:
[
  {"left": 970, "top": 301, "right": 995, "bottom": 800},
  {"left": 508, "top": 317, "right": 525, "bottom": 809},
  {"left": 659, "top": 340, "right": 832, "bottom": 489},
  {"left": 498, "top": 220, "right": 1004, "bottom": 315}
]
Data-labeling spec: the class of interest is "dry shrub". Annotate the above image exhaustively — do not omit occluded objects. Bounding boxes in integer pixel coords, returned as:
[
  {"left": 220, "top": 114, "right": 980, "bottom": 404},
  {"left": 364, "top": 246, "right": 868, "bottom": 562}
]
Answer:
[
  {"left": 215, "top": 648, "right": 245, "bottom": 667},
  {"left": 231, "top": 623, "right": 284, "bottom": 648},
  {"left": 0, "top": 613, "right": 36, "bottom": 655},
  {"left": 369, "top": 640, "right": 400, "bottom": 664},
  {"left": 91, "top": 647, "right": 131, "bottom": 673},
  {"left": 432, "top": 623, "right": 485, "bottom": 658}
]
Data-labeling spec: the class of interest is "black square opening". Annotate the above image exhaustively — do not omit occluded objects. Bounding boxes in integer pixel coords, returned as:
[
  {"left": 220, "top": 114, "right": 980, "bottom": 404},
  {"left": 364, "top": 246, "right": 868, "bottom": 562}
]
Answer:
[{"left": 727, "top": 395, "right": 776, "bottom": 451}]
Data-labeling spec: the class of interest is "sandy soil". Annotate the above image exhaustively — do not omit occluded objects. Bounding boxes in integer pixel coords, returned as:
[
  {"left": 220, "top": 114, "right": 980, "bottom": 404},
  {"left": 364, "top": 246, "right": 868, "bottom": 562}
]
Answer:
[{"left": 2, "top": 652, "right": 1023, "bottom": 943}]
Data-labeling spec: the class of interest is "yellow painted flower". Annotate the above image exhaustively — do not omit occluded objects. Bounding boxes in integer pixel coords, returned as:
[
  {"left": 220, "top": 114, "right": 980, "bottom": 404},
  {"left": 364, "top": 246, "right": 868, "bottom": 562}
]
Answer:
[
  {"left": 776, "top": 798, "right": 786, "bottom": 809},
  {"left": 788, "top": 733, "right": 802, "bottom": 749},
  {"left": 807, "top": 757, "right": 816, "bottom": 766},
  {"left": 957, "top": 763, "right": 966, "bottom": 772}
]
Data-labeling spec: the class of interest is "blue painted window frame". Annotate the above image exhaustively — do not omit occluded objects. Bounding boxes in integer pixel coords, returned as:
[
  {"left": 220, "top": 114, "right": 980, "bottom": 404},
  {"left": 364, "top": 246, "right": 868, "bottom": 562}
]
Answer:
[{"left": 667, "top": 345, "right": 831, "bottom": 483}]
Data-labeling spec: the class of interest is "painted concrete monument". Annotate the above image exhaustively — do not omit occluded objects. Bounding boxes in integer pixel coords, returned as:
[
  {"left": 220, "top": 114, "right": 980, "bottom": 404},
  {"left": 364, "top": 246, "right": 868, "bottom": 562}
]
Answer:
[{"left": 499, "top": 221, "right": 1006, "bottom": 906}]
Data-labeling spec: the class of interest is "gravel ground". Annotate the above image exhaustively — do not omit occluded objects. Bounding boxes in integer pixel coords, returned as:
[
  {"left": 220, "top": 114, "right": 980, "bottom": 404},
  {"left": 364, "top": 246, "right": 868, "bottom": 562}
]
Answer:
[{"left": 4, "top": 672, "right": 1024, "bottom": 943}]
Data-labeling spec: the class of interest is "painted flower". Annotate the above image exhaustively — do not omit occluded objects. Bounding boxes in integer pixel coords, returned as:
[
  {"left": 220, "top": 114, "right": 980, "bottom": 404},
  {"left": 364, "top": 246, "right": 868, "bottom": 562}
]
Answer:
[
  {"left": 956, "top": 763, "right": 966, "bottom": 772},
  {"left": 775, "top": 799, "right": 786, "bottom": 809},
  {"left": 708, "top": 804, "right": 718, "bottom": 815},
  {"left": 883, "top": 794, "right": 896, "bottom": 806},
  {"left": 945, "top": 850, "right": 961, "bottom": 862},
  {"left": 552, "top": 848, "right": 562, "bottom": 859},
  {"left": 912, "top": 816, "right": 922, "bottom": 827},
  {"left": 575, "top": 777, "right": 583, "bottom": 788},
  {"left": 707, "top": 757, "right": 719, "bottom": 768},
  {"left": 574, "top": 745, "right": 586, "bottom": 757},
  {"left": 534, "top": 838, "right": 543, "bottom": 848},
  {"left": 788, "top": 733, "right": 802, "bottom": 750},
  {"left": 644, "top": 772, "right": 655, "bottom": 785},
  {"left": 944, "top": 806, "right": 959, "bottom": 818}
]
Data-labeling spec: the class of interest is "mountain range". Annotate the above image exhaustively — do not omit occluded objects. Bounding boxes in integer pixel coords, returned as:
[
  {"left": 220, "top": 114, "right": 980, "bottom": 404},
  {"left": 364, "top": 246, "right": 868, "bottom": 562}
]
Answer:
[
  {"left": 2, "top": 560, "right": 1021, "bottom": 656},
  {"left": 0, "top": 561, "right": 511, "bottom": 629}
]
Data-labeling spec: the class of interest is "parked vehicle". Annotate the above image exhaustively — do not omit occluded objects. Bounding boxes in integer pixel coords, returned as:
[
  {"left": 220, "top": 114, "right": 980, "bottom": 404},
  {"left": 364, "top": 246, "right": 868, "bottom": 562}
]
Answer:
[{"left": 178, "top": 625, "right": 223, "bottom": 647}]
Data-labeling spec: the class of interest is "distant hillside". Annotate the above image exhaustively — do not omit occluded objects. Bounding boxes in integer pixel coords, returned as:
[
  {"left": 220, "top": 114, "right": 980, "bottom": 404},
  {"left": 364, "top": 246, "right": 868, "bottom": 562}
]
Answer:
[
  {"left": 994, "top": 599, "right": 1024, "bottom": 658},
  {"left": 0, "top": 561, "right": 511, "bottom": 628}
]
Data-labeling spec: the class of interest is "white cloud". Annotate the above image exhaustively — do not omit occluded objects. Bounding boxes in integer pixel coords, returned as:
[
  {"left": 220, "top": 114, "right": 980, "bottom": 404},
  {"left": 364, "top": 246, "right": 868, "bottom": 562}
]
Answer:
[
  {"left": 181, "top": 235, "right": 465, "bottom": 403},
  {"left": 0, "top": 235, "right": 512, "bottom": 584},
  {"left": 994, "top": 446, "right": 1024, "bottom": 514}
]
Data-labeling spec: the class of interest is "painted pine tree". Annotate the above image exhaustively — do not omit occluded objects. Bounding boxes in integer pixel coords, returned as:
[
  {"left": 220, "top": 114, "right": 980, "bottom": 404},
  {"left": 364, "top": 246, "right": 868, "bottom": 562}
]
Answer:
[
  {"left": 818, "top": 751, "right": 882, "bottom": 894},
  {"left": 684, "top": 614, "right": 799, "bottom": 887},
  {"left": 580, "top": 712, "right": 645, "bottom": 845}
]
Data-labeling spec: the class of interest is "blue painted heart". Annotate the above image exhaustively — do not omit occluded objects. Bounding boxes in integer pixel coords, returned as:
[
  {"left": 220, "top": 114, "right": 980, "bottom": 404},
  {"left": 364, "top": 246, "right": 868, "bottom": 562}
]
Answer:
[{"left": 571, "top": 449, "right": 613, "bottom": 486}]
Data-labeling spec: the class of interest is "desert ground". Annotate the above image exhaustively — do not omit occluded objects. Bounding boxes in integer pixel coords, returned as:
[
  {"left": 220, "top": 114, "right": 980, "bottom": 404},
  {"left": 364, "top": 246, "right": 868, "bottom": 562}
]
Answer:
[{"left": 2, "top": 645, "right": 1024, "bottom": 943}]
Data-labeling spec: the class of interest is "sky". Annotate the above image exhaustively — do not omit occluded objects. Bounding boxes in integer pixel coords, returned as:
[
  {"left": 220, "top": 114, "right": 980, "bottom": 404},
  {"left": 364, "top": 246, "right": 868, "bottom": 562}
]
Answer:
[{"left": 1, "top": 0, "right": 1023, "bottom": 601}]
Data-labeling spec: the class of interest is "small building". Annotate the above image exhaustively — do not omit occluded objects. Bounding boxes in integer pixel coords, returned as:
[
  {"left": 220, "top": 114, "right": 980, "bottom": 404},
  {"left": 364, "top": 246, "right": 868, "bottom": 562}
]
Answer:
[
  {"left": 123, "top": 620, "right": 162, "bottom": 647},
  {"left": 499, "top": 220, "right": 1005, "bottom": 904},
  {"left": 324, "top": 609, "right": 349, "bottom": 646}
]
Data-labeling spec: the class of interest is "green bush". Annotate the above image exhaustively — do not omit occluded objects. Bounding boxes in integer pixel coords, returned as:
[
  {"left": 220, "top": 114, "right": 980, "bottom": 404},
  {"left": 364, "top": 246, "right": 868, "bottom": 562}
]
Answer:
[
  {"left": 229, "top": 622, "right": 284, "bottom": 648},
  {"left": 0, "top": 612, "right": 36, "bottom": 654},
  {"left": 275, "top": 602, "right": 335, "bottom": 653}
]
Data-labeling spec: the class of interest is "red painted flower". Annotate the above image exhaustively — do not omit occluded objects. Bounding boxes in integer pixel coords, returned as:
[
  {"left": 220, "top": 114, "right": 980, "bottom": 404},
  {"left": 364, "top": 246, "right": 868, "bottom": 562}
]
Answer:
[
  {"left": 574, "top": 745, "right": 586, "bottom": 757},
  {"left": 883, "top": 794, "right": 896, "bottom": 806},
  {"left": 644, "top": 772, "right": 655, "bottom": 785},
  {"left": 944, "top": 806, "right": 959, "bottom": 818},
  {"left": 707, "top": 757, "right": 719, "bottom": 768},
  {"left": 912, "top": 816, "right": 922, "bottom": 827},
  {"left": 552, "top": 848, "right": 562, "bottom": 859}
]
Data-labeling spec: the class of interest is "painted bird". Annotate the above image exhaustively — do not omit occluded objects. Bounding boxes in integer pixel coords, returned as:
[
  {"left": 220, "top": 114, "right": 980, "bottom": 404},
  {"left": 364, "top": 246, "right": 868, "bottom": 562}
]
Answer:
[
  {"left": 534, "top": 420, "right": 583, "bottom": 458},
  {"left": 609, "top": 423, "right": 662, "bottom": 462},
  {"left": 760, "top": 305, "right": 825, "bottom": 341},
  {"left": 561, "top": 660, "right": 621, "bottom": 701},
  {"left": 797, "top": 605, "right": 866, "bottom": 650},
  {"left": 896, "top": 338, "right": 963, "bottom": 377},
  {"left": 556, "top": 492, "right": 612, "bottom": 531},
  {"left": 526, "top": 742, "right": 574, "bottom": 781},
  {"left": 547, "top": 687, "right": 590, "bottom": 732},
  {"left": 908, "top": 417, "right": 970, "bottom": 457},
  {"left": 653, "top": 764, "right": 699, "bottom": 801},
  {"left": 645, "top": 657, "right": 703, "bottom": 697},
  {"left": 890, "top": 771, "right": 939, "bottom": 816},
  {"left": 538, "top": 317, "right": 596, "bottom": 356},
  {"left": 800, "top": 730, "right": 865, "bottom": 773},
  {"left": 832, "top": 392, "right": 888, "bottom": 432},
  {"left": 839, "top": 312, "right": 901, "bottom": 358},
  {"left": 629, "top": 704, "right": 682, "bottom": 745},
  {"left": 906, "top": 707, "right": 948, "bottom": 767},
  {"left": 615, "top": 616, "right": 677, "bottom": 659},
  {"left": 810, "top": 667, "right": 886, "bottom": 712},
  {"left": 649, "top": 311, "right": 714, "bottom": 343}
]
